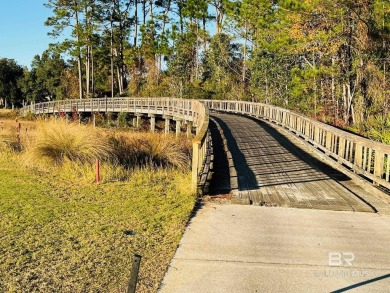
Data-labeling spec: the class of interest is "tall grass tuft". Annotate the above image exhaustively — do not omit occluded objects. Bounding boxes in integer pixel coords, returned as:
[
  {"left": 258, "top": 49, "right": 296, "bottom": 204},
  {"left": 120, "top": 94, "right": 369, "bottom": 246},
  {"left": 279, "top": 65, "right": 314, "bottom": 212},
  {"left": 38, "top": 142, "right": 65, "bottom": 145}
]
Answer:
[
  {"left": 0, "top": 120, "right": 35, "bottom": 152},
  {"left": 108, "top": 132, "right": 191, "bottom": 170},
  {"left": 24, "top": 120, "right": 111, "bottom": 165},
  {"left": 0, "top": 130, "right": 21, "bottom": 152},
  {"left": 142, "top": 133, "right": 190, "bottom": 169}
]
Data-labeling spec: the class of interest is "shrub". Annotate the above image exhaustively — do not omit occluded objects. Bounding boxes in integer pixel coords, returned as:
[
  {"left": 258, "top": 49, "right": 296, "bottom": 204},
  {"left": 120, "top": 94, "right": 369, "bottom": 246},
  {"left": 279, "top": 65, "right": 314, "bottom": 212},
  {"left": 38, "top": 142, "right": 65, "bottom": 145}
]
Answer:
[
  {"left": 25, "top": 120, "right": 111, "bottom": 165},
  {"left": 106, "top": 112, "right": 117, "bottom": 127},
  {"left": 117, "top": 112, "right": 129, "bottom": 128},
  {"left": 24, "top": 111, "right": 37, "bottom": 121},
  {"left": 141, "top": 133, "right": 189, "bottom": 169},
  {"left": 108, "top": 132, "right": 191, "bottom": 170},
  {"left": 0, "top": 109, "right": 18, "bottom": 119}
]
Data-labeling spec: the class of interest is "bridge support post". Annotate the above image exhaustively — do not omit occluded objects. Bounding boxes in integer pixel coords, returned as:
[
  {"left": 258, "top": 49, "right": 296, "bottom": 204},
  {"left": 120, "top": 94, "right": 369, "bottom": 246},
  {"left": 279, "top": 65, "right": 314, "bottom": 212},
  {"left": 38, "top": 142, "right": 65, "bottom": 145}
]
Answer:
[
  {"left": 149, "top": 114, "right": 156, "bottom": 132},
  {"left": 136, "top": 114, "right": 143, "bottom": 128},
  {"left": 132, "top": 117, "right": 137, "bottom": 127},
  {"left": 174, "top": 118, "right": 182, "bottom": 137},
  {"left": 187, "top": 121, "right": 193, "bottom": 138},
  {"left": 163, "top": 116, "right": 171, "bottom": 134}
]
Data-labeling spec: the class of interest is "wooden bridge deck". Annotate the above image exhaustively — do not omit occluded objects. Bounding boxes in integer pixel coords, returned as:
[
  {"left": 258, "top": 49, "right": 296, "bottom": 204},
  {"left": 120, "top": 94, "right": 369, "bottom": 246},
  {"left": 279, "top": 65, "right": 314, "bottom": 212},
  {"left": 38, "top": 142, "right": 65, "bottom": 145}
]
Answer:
[{"left": 209, "top": 113, "right": 375, "bottom": 212}]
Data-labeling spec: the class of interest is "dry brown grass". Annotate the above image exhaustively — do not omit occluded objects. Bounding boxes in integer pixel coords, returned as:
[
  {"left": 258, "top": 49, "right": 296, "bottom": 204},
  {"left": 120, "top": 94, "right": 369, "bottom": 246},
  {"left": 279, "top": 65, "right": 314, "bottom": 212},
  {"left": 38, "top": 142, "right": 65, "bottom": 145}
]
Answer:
[
  {"left": 1, "top": 118, "right": 192, "bottom": 183},
  {"left": 0, "top": 119, "right": 36, "bottom": 152},
  {"left": 108, "top": 132, "right": 192, "bottom": 170},
  {"left": 22, "top": 120, "right": 111, "bottom": 165},
  {"left": 0, "top": 109, "right": 18, "bottom": 119}
]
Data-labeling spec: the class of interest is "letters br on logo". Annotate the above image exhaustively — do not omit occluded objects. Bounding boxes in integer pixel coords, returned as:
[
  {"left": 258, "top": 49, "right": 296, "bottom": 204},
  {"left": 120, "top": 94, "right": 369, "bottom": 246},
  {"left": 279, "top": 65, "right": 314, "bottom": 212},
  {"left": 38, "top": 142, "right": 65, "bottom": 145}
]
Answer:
[{"left": 328, "top": 252, "right": 355, "bottom": 266}]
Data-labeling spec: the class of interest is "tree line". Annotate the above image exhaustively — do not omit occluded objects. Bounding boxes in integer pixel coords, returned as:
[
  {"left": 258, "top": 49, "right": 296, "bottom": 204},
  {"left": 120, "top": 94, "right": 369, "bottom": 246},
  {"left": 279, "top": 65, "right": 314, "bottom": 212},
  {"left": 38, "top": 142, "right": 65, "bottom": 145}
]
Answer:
[{"left": 0, "top": 0, "right": 389, "bottom": 133}]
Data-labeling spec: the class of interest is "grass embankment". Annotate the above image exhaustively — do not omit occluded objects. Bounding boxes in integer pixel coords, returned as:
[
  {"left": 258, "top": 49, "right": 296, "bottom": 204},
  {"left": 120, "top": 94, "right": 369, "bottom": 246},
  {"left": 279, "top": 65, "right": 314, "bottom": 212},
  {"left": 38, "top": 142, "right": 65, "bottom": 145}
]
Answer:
[
  {"left": 0, "top": 109, "right": 17, "bottom": 120},
  {"left": 0, "top": 119, "right": 195, "bottom": 292}
]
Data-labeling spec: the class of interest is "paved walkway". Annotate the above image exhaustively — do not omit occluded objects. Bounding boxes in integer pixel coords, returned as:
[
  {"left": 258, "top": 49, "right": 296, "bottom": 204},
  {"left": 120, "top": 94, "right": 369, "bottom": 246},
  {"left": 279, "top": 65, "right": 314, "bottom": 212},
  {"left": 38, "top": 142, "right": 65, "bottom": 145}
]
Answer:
[
  {"left": 159, "top": 204, "right": 390, "bottom": 293},
  {"left": 210, "top": 113, "right": 376, "bottom": 212},
  {"left": 159, "top": 113, "right": 390, "bottom": 292}
]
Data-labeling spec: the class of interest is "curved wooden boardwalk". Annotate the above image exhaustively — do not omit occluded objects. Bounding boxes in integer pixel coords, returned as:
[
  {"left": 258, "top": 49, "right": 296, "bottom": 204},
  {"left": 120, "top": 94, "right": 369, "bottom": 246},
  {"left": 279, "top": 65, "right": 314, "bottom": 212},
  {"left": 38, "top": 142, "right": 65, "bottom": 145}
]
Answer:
[
  {"left": 22, "top": 98, "right": 390, "bottom": 212},
  {"left": 209, "top": 113, "right": 374, "bottom": 212}
]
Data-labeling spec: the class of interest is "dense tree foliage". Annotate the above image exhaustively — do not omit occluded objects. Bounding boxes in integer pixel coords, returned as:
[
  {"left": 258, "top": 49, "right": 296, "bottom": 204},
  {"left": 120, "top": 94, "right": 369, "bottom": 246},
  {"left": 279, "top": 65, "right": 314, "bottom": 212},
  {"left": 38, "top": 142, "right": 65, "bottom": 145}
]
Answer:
[
  {"left": 0, "top": 59, "right": 24, "bottom": 107},
  {"left": 1, "top": 0, "right": 390, "bottom": 135},
  {"left": 238, "top": 0, "right": 390, "bottom": 130}
]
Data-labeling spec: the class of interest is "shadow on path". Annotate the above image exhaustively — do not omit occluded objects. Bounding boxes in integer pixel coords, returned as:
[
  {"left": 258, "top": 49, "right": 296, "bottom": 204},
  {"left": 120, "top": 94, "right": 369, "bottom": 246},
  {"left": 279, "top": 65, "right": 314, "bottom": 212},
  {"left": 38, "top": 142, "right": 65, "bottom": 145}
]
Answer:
[
  {"left": 212, "top": 113, "right": 354, "bottom": 190},
  {"left": 208, "top": 119, "right": 231, "bottom": 195},
  {"left": 248, "top": 115, "right": 352, "bottom": 183},
  {"left": 212, "top": 115, "right": 258, "bottom": 191},
  {"left": 207, "top": 113, "right": 375, "bottom": 212},
  {"left": 331, "top": 273, "right": 390, "bottom": 293}
]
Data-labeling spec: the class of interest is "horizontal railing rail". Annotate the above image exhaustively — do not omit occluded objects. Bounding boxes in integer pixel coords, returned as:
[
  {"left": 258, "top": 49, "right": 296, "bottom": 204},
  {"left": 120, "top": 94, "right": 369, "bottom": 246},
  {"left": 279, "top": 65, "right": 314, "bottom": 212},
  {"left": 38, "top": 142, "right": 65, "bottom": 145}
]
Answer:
[
  {"left": 21, "top": 97, "right": 211, "bottom": 193},
  {"left": 22, "top": 97, "right": 199, "bottom": 125},
  {"left": 204, "top": 100, "right": 390, "bottom": 191}
]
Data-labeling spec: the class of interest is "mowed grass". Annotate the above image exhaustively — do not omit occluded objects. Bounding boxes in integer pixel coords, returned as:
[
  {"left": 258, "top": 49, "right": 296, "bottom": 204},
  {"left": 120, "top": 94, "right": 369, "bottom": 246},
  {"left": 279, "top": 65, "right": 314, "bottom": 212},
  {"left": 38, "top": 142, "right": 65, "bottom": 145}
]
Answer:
[{"left": 0, "top": 143, "right": 195, "bottom": 291}]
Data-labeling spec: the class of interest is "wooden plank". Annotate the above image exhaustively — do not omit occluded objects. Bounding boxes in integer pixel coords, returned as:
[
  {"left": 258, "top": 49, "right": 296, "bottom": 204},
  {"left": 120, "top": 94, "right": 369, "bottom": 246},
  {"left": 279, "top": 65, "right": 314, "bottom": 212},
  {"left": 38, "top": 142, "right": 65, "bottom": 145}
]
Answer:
[
  {"left": 338, "top": 138, "right": 346, "bottom": 160},
  {"left": 355, "top": 143, "right": 363, "bottom": 169},
  {"left": 349, "top": 141, "right": 354, "bottom": 163},
  {"left": 325, "top": 132, "right": 332, "bottom": 151},
  {"left": 362, "top": 146, "right": 368, "bottom": 171},
  {"left": 367, "top": 148, "right": 373, "bottom": 173},
  {"left": 374, "top": 150, "right": 384, "bottom": 183}
]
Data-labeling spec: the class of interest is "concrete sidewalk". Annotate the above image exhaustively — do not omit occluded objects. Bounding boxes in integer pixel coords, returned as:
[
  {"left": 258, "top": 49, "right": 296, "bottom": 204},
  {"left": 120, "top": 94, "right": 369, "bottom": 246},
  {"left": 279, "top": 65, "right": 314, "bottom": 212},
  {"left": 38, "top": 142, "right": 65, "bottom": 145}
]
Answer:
[{"left": 159, "top": 204, "right": 390, "bottom": 293}]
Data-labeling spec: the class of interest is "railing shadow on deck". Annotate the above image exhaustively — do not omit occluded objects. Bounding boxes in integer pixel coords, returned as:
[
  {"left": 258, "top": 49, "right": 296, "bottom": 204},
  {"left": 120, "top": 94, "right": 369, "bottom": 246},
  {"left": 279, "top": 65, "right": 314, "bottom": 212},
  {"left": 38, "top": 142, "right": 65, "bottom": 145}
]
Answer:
[
  {"left": 212, "top": 115, "right": 259, "bottom": 191},
  {"left": 261, "top": 115, "right": 359, "bottom": 188},
  {"left": 207, "top": 119, "right": 231, "bottom": 195},
  {"left": 255, "top": 116, "right": 352, "bottom": 182},
  {"left": 213, "top": 112, "right": 357, "bottom": 192}
]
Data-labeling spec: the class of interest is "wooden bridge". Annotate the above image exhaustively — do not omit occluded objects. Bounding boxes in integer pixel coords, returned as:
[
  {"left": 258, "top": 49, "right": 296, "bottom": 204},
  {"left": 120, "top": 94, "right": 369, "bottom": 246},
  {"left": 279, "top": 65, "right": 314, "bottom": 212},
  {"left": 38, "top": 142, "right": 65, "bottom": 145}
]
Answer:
[{"left": 22, "top": 98, "right": 390, "bottom": 213}]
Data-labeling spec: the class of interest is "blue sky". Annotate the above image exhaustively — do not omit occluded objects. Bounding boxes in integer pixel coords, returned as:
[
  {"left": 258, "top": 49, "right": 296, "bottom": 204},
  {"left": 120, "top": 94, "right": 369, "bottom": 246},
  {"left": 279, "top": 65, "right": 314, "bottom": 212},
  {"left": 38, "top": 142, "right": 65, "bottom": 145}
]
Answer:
[
  {"left": 0, "top": 1, "right": 55, "bottom": 68},
  {"left": 0, "top": 1, "right": 220, "bottom": 69}
]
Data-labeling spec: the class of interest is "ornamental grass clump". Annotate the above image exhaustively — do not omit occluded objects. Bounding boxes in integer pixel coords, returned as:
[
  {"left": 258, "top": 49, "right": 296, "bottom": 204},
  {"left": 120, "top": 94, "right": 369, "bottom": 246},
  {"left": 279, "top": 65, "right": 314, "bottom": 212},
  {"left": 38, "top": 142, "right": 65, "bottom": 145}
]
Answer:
[
  {"left": 25, "top": 120, "right": 111, "bottom": 165},
  {"left": 142, "top": 133, "right": 190, "bottom": 170},
  {"left": 108, "top": 132, "right": 191, "bottom": 170}
]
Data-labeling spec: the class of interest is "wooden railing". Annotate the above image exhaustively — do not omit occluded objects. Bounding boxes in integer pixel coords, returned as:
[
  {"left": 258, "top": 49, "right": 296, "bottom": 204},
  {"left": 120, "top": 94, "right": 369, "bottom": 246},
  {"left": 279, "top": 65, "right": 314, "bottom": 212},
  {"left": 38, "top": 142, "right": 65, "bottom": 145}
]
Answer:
[
  {"left": 191, "top": 105, "right": 210, "bottom": 195},
  {"left": 204, "top": 100, "right": 390, "bottom": 191},
  {"left": 21, "top": 97, "right": 211, "bottom": 193},
  {"left": 23, "top": 97, "right": 198, "bottom": 125},
  {"left": 24, "top": 98, "right": 389, "bottom": 193}
]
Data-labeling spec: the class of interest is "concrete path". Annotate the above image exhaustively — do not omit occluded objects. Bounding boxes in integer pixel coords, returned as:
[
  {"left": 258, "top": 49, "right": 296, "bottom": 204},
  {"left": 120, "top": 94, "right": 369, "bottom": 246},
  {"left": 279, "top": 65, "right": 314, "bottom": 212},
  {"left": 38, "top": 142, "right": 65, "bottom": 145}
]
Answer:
[{"left": 159, "top": 204, "right": 390, "bottom": 293}]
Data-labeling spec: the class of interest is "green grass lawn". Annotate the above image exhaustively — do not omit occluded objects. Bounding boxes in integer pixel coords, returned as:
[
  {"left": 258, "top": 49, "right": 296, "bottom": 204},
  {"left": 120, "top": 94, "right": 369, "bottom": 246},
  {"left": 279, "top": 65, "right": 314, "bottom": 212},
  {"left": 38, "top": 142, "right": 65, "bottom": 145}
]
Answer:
[{"left": 0, "top": 156, "right": 195, "bottom": 292}]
